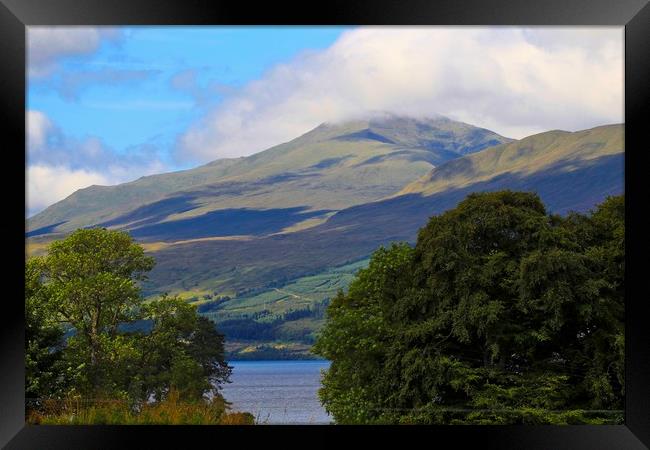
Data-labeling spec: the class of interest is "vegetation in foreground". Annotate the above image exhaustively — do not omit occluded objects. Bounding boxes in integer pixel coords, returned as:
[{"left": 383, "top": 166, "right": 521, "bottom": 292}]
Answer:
[
  {"left": 28, "top": 389, "right": 254, "bottom": 425},
  {"left": 26, "top": 228, "right": 252, "bottom": 425},
  {"left": 313, "top": 191, "right": 624, "bottom": 425}
]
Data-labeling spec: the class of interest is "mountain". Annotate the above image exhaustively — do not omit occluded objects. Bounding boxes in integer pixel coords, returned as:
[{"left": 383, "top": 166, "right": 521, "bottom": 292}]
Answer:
[
  {"left": 138, "top": 124, "right": 623, "bottom": 297},
  {"left": 25, "top": 118, "right": 623, "bottom": 357},
  {"left": 27, "top": 114, "right": 511, "bottom": 238}
]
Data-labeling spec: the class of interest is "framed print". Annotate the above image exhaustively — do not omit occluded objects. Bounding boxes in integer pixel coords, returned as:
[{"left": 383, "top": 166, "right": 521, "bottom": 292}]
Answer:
[{"left": 2, "top": 0, "right": 649, "bottom": 448}]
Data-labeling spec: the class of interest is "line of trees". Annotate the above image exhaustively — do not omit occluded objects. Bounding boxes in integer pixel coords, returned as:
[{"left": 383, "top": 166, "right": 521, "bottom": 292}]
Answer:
[
  {"left": 26, "top": 228, "right": 251, "bottom": 424},
  {"left": 214, "top": 300, "right": 330, "bottom": 343},
  {"left": 313, "top": 191, "right": 624, "bottom": 425}
]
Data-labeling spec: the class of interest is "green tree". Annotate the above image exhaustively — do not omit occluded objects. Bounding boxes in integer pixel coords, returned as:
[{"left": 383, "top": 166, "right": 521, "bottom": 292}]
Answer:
[
  {"left": 314, "top": 191, "right": 624, "bottom": 425},
  {"left": 25, "top": 257, "right": 65, "bottom": 401},
  {"left": 40, "top": 228, "right": 155, "bottom": 395},
  {"left": 312, "top": 243, "right": 413, "bottom": 423},
  {"left": 26, "top": 228, "right": 235, "bottom": 422},
  {"left": 129, "top": 296, "right": 232, "bottom": 402}
]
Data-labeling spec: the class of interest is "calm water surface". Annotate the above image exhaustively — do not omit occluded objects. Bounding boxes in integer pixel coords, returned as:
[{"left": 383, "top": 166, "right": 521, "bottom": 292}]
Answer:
[{"left": 221, "top": 360, "right": 332, "bottom": 424}]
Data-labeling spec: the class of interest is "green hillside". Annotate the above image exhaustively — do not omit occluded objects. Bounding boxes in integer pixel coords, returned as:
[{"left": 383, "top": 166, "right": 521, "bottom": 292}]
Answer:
[
  {"left": 25, "top": 119, "right": 623, "bottom": 357},
  {"left": 138, "top": 123, "right": 623, "bottom": 297},
  {"left": 399, "top": 124, "right": 623, "bottom": 197},
  {"left": 27, "top": 114, "right": 510, "bottom": 237},
  {"left": 196, "top": 259, "right": 370, "bottom": 357}
]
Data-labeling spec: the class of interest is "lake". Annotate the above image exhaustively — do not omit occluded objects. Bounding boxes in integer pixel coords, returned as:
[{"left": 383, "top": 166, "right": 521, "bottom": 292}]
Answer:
[{"left": 221, "top": 360, "right": 332, "bottom": 424}]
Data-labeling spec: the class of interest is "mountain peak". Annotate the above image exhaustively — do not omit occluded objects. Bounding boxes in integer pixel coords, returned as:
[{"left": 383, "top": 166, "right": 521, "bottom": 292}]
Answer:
[
  {"left": 28, "top": 114, "right": 512, "bottom": 235},
  {"left": 317, "top": 111, "right": 448, "bottom": 128},
  {"left": 298, "top": 113, "right": 512, "bottom": 153}
]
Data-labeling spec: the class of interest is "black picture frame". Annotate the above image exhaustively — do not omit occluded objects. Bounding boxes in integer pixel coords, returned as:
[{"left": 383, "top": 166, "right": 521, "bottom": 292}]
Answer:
[{"left": 2, "top": 0, "right": 649, "bottom": 448}]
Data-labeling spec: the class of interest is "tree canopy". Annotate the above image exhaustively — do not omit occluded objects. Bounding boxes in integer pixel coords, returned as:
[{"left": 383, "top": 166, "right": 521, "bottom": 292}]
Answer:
[
  {"left": 313, "top": 191, "right": 625, "bottom": 424},
  {"left": 26, "top": 228, "right": 231, "bottom": 408}
]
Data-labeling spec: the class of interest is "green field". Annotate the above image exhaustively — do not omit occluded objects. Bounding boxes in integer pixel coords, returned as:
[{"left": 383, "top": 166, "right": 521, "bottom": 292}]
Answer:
[
  {"left": 224, "top": 340, "right": 321, "bottom": 360},
  {"left": 195, "top": 259, "right": 369, "bottom": 356},
  {"left": 215, "top": 258, "right": 368, "bottom": 317}
]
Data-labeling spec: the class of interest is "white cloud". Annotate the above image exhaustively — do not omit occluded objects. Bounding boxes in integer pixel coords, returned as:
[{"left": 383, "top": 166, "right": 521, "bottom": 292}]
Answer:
[
  {"left": 177, "top": 27, "right": 623, "bottom": 164},
  {"left": 27, "top": 164, "right": 111, "bottom": 214},
  {"left": 28, "top": 27, "right": 121, "bottom": 78},
  {"left": 26, "top": 110, "right": 169, "bottom": 216},
  {"left": 26, "top": 110, "right": 53, "bottom": 151}
]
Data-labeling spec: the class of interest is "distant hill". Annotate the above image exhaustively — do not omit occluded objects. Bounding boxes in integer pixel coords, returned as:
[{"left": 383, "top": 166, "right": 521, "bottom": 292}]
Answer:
[
  {"left": 27, "top": 114, "right": 510, "bottom": 238},
  {"left": 398, "top": 124, "right": 623, "bottom": 201}
]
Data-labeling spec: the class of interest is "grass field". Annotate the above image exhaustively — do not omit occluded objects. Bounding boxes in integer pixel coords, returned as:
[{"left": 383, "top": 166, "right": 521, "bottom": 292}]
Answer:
[
  {"left": 215, "top": 258, "right": 368, "bottom": 317},
  {"left": 190, "top": 259, "right": 370, "bottom": 354}
]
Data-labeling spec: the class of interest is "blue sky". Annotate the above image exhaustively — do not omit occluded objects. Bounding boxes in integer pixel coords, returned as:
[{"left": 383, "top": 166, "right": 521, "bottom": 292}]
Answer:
[
  {"left": 27, "top": 26, "right": 623, "bottom": 216},
  {"left": 29, "top": 27, "right": 349, "bottom": 169}
]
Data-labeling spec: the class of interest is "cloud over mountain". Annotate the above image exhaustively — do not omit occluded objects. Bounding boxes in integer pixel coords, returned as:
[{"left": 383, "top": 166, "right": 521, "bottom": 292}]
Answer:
[{"left": 177, "top": 27, "right": 622, "bottom": 164}]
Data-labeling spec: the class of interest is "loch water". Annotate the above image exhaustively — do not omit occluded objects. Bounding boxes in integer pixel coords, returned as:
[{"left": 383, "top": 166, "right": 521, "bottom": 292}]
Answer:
[{"left": 221, "top": 360, "right": 332, "bottom": 424}]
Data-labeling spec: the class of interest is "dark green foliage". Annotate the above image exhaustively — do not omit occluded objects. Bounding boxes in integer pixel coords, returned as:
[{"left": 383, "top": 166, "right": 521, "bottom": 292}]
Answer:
[
  {"left": 313, "top": 191, "right": 624, "bottom": 424},
  {"left": 218, "top": 317, "right": 277, "bottom": 341},
  {"left": 213, "top": 300, "right": 330, "bottom": 343},
  {"left": 124, "top": 296, "right": 232, "bottom": 403},
  {"left": 25, "top": 258, "right": 65, "bottom": 401}
]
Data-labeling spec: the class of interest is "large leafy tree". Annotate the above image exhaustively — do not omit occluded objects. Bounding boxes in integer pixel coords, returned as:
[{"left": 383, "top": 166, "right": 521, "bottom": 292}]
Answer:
[
  {"left": 312, "top": 243, "right": 413, "bottom": 423},
  {"left": 314, "top": 191, "right": 624, "bottom": 424},
  {"left": 41, "top": 228, "right": 155, "bottom": 395},
  {"left": 27, "top": 228, "right": 231, "bottom": 404},
  {"left": 128, "top": 296, "right": 232, "bottom": 402}
]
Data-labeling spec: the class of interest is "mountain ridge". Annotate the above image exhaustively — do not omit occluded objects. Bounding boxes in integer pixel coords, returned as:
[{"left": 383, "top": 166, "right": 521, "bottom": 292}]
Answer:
[
  {"left": 27, "top": 114, "right": 511, "bottom": 236},
  {"left": 397, "top": 123, "right": 623, "bottom": 197},
  {"left": 138, "top": 124, "right": 623, "bottom": 298}
]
